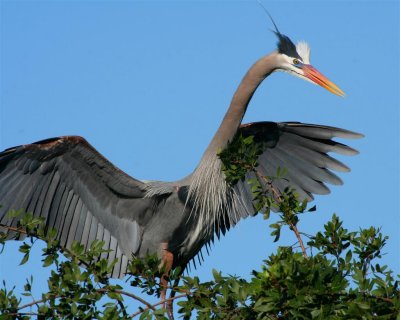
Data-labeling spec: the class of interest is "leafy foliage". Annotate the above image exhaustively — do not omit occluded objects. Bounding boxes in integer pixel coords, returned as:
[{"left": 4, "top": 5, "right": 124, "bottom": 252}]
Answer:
[
  {"left": 1, "top": 206, "right": 399, "bottom": 319},
  {"left": 0, "top": 136, "right": 399, "bottom": 319},
  {"left": 218, "top": 134, "right": 264, "bottom": 186}
]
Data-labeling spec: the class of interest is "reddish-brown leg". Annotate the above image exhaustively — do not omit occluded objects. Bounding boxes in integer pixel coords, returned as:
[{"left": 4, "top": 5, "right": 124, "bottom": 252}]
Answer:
[{"left": 160, "top": 242, "right": 174, "bottom": 316}]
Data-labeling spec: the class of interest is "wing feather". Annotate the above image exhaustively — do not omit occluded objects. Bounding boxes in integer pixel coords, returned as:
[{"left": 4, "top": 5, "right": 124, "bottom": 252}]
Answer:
[
  {"left": 101, "top": 228, "right": 111, "bottom": 261},
  {"left": 80, "top": 210, "right": 92, "bottom": 249},
  {"left": 66, "top": 199, "right": 83, "bottom": 247},
  {"left": 74, "top": 204, "right": 88, "bottom": 244},
  {"left": 281, "top": 132, "right": 358, "bottom": 156},
  {"left": 237, "top": 122, "right": 362, "bottom": 211},
  {"left": 274, "top": 146, "right": 331, "bottom": 194},
  {"left": 0, "top": 136, "right": 155, "bottom": 278},
  {"left": 61, "top": 193, "right": 79, "bottom": 246},
  {"left": 108, "top": 235, "right": 118, "bottom": 264},
  {"left": 87, "top": 217, "right": 98, "bottom": 250},
  {"left": 35, "top": 171, "right": 56, "bottom": 219},
  {"left": 280, "top": 123, "right": 363, "bottom": 139},
  {"left": 47, "top": 181, "right": 65, "bottom": 229},
  {"left": 112, "top": 246, "right": 123, "bottom": 278},
  {"left": 42, "top": 171, "right": 62, "bottom": 219},
  {"left": 260, "top": 152, "right": 314, "bottom": 201}
]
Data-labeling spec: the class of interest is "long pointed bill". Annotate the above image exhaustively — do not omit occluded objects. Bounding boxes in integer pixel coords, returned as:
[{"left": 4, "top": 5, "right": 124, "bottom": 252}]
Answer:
[{"left": 302, "top": 65, "right": 345, "bottom": 97}]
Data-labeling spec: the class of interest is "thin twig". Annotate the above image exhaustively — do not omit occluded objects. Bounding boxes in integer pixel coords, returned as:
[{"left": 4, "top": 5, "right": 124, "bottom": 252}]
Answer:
[
  {"left": 130, "top": 293, "right": 189, "bottom": 318},
  {"left": 97, "top": 288, "right": 156, "bottom": 311},
  {"left": 3, "top": 312, "right": 39, "bottom": 317},
  {"left": 254, "top": 169, "right": 282, "bottom": 202},
  {"left": 18, "top": 293, "right": 58, "bottom": 310},
  {"left": 253, "top": 171, "right": 308, "bottom": 258},
  {"left": 1, "top": 224, "right": 27, "bottom": 234},
  {"left": 17, "top": 288, "right": 155, "bottom": 313},
  {"left": 166, "top": 277, "right": 182, "bottom": 320},
  {"left": 288, "top": 222, "right": 308, "bottom": 258}
]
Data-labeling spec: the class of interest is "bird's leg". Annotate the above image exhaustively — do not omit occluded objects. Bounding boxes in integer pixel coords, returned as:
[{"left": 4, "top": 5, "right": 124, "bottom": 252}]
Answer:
[
  {"left": 167, "top": 277, "right": 181, "bottom": 319},
  {"left": 160, "top": 242, "right": 174, "bottom": 314}
]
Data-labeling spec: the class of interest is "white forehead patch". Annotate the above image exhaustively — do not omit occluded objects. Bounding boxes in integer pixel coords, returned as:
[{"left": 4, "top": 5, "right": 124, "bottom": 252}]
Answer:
[{"left": 296, "top": 41, "right": 311, "bottom": 64}]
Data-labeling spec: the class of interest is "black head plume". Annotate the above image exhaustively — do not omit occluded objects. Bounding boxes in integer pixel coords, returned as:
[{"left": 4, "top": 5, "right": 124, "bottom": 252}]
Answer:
[
  {"left": 275, "top": 32, "right": 301, "bottom": 59},
  {"left": 257, "top": 2, "right": 301, "bottom": 59}
]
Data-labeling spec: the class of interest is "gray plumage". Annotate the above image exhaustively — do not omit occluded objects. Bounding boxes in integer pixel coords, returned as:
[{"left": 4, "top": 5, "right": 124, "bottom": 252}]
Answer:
[{"left": 0, "top": 32, "right": 363, "bottom": 278}]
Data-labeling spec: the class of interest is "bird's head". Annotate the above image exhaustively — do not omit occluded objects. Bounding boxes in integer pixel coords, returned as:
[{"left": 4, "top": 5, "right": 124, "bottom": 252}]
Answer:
[{"left": 274, "top": 31, "right": 345, "bottom": 97}]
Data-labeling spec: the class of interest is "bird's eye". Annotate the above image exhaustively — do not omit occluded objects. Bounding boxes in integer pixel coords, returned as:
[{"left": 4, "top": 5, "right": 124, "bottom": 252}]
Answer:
[{"left": 293, "top": 58, "right": 300, "bottom": 65}]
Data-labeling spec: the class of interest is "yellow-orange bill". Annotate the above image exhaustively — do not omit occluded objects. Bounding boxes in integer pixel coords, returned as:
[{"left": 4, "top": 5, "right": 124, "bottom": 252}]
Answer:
[{"left": 302, "top": 65, "right": 345, "bottom": 97}]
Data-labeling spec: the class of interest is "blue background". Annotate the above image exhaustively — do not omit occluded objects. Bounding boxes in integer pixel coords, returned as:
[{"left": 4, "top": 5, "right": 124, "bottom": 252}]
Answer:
[{"left": 1, "top": 0, "right": 399, "bottom": 314}]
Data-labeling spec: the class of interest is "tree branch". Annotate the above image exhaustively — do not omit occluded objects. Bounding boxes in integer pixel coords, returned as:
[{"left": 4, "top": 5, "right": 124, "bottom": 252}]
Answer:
[
  {"left": 288, "top": 222, "right": 308, "bottom": 258},
  {"left": 254, "top": 170, "right": 308, "bottom": 258},
  {"left": 17, "top": 287, "right": 156, "bottom": 314},
  {"left": 17, "top": 293, "right": 58, "bottom": 311},
  {"left": 1, "top": 224, "right": 27, "bottom": 235},
  {"left": 97, "top": 288, "right": 155, "bottom": 311},
  {"left": 130, "top": 292, "right": 189, "bottom": 318}
]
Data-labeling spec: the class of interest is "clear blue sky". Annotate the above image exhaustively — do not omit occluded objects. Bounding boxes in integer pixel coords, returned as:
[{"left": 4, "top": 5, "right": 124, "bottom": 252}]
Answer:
[{"left": 1, "top": 0, "right": 399, "bottom": 314}]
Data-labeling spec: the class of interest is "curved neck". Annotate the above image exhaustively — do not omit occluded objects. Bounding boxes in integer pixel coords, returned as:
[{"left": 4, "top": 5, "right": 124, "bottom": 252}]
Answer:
[{"left": 203, "top": 52, "right": 279, "bottom": 156}]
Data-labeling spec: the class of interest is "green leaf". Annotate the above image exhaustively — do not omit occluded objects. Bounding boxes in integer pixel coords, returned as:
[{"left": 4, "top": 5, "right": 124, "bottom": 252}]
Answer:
[
  {"left": 345, "top": 250, "right": 352, "bottom": 263},
  {"left": 19, "top": 253, "right": 30, "bottom": 265},
  {"left": 356, "top": 302, "right": 370, "bottom": 310},
  {"left": 308, "top": 205, "right": 317, "bottom": 212},
  {"left": 6, "top": 209, "right": 23, "bottom": 219},
  {"left": 269, "top": 223, "right": 281, "bottom": 242},
  {"left": 42, "top": 255, "right": 54, "bottom": 267},
  {"left": 18, "top": 243, "right": 31, "bottom": 254},
  {"left": 107, "top": 291, "right": 122, "bottom": 301},
  {"left": 212, "top": 269, "right": 222, "bottom": 282},
  {"left": 310, "top": 309, "right": 321, "bottom": 318},
  {"left": 139, "top": 309, "right": 151, "bottom": 320}
]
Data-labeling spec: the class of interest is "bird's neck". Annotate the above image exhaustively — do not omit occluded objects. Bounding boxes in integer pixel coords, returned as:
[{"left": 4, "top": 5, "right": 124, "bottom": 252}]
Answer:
[
  {"left": 182, "top": 52, "right": 280, "bottom": 247},
  {"left": 203, "top": 52, "right": 279, "bottom": 156}
]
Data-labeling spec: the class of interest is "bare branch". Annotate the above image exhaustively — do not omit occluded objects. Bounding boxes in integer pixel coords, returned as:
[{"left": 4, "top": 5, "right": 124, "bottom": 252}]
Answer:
[
  {"left": 0, "top": 224, "right": 28, "bottom": 235},
  {"left": 288, "top": 222, "right": 308, "bottom": 258},
  {"left": 17, "top": 288, "right": 156, "bottom": 314},
  {"left": 253, "top": 170, "right": 308, "bottom": 258},
  {"left": 18, "top": 293, "right": 58, "bottom": 311},
  {"left": 97, "top": 288, "right": 155, "bottom": 311},
  {"left": 130, "top": 292, "right": 189, "bottom": 318}
]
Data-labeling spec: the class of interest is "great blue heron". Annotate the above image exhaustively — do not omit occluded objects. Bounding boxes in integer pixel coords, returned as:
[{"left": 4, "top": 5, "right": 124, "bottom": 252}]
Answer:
[{"left": 0, "top": 21, "right": 362, "bottom": 284}]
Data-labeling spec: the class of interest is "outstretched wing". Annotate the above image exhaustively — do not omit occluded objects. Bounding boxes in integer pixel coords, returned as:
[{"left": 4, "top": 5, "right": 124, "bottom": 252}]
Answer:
[
  {"left": 235, "top": 121, "right": 363, "bottom": 211},
  {"left": 0, "top": 136, "right": 155, "bottom": 278}
]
